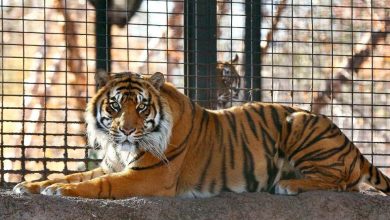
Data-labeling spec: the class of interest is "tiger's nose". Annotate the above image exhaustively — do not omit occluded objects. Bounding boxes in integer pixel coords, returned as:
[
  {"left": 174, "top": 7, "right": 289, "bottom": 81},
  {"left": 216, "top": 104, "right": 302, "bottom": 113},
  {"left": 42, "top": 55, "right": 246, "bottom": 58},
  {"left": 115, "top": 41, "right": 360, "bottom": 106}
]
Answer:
[{"left": 119, "top": 127, "right": 136, "bottom": 136}]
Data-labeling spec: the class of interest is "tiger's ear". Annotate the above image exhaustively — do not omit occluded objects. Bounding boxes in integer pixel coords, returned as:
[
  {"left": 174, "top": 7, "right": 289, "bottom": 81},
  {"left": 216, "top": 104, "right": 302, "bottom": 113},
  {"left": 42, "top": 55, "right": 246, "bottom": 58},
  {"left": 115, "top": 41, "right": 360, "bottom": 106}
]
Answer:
[
  {"left": 231, "top": 54, "right": 239, "bottom": 64},
  {"left": 95, "top": 70, "right": 110, "bottom": 89},
  {"left": 148, "top": 72, "right": 165, "bottom": 90}
]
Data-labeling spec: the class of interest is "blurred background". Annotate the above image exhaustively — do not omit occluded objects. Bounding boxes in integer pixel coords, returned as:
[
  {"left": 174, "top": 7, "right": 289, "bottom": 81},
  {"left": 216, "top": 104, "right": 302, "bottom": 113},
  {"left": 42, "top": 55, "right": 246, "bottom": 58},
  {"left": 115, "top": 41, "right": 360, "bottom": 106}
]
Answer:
[{"left": 0, "top": 0, "right": 389, "bottom": 186}]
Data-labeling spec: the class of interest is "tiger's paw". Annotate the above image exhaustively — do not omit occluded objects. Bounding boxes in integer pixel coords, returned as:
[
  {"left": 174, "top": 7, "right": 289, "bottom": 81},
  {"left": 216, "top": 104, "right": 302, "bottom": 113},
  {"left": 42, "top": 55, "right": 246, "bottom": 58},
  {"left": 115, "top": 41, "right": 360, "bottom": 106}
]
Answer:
[
  {"left": 274, "top": 181, "right": 299, "bottom": 195},
  {"left": 41, "top": 183, "right": 73, "bottom": 197},
  {"left": 13, "top": 181, "right": 46, "bottom": 194}
]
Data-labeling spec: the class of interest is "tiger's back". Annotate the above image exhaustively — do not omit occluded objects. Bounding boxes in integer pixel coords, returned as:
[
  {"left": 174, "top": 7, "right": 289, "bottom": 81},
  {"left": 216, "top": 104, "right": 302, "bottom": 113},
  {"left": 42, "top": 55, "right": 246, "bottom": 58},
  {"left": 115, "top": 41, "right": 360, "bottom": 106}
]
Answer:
[{"left": 176, "top": 101, "right": 390, "bottom": 197}]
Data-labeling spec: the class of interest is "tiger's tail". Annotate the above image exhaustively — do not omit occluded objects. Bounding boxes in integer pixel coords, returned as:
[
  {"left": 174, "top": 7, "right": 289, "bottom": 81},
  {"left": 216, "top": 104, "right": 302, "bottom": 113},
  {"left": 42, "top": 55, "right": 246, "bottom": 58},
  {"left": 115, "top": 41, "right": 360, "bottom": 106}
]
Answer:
[{"left": 359, "top": 154, "right": 390, "bottom": 194}]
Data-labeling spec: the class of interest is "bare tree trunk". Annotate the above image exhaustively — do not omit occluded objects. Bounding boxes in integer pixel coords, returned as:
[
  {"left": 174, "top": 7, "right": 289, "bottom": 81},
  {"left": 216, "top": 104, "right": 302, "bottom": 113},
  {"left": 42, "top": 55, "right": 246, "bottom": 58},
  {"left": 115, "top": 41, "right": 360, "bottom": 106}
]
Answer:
[
  {"left": 56, "top": 0, "right": 87, "bottom": 120},
  {"left": 260, "top": 0, "right": 287, "bottom": 61},
  {"left": 8, "top": 2, "right": 66, "bottom": 182},
  {"left": 312, "top": 19, "right": 390, "bottom": 113},
  {"left": 216, "top": 1, "right": 228, "bottom": 39},
  {"left": 167, "top": 1, "right": 184, "bottom": 82},
  {"left": 311, "top": 13, "right": 390, "bottom": 143}
]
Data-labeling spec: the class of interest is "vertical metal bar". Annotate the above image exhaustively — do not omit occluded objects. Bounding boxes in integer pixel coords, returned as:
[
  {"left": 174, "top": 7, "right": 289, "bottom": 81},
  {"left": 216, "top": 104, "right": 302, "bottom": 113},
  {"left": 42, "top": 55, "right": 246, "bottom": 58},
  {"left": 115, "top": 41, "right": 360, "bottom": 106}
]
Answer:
[
  {"left": 85, "top": 0, "right": 90, "bottom": 171},
  {"left": 146, "top": 0, "right": 149, "bottom": 74},
  {"left": 64, "top": 0, "right": 69, "bottom": 176},
  {"left": 95, "top": 0, "right": 111, "bottom": 88},
  {"left": 184, "top": 0, "right": 217, "bottom": 108},
  {"left": 244, "top": 0, "right": 261, "bottom": 102},
  {"left": 21, "top": 0, "right": 26, "bottom": 181},
  {"left": 184, "top": 0, "right": 194, "bottom": 98},
  {"left": 351, "top": 0, "right": 354, "bottom": 157},
  {"left": 43, "top": 0, "right": 47, "bottom": 180},
  {"left": 0, "top": 0, "right": 4, "bottom": 186},
  {"left": 370, "top": 0, "right": 374, "bottom": 167}
]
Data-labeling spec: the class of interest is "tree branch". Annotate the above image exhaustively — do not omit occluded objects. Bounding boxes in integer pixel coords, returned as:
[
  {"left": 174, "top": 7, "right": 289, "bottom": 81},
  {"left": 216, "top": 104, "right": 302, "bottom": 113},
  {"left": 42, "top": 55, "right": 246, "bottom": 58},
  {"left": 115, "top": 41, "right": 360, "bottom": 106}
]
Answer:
[
  {"left": 261, "top": 0, "right": 288, "bottom": 61},
  {"left": 312, "top": 17, "right": 389, "bottom": 113}
]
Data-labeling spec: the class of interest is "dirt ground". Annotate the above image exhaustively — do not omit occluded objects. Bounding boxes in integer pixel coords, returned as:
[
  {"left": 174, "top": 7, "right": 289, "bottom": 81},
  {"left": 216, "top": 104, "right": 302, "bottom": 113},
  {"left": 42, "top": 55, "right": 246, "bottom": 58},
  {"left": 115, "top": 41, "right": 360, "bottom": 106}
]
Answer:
[{"left": 0, "top": 189, "right": 390, "bottom": 220}]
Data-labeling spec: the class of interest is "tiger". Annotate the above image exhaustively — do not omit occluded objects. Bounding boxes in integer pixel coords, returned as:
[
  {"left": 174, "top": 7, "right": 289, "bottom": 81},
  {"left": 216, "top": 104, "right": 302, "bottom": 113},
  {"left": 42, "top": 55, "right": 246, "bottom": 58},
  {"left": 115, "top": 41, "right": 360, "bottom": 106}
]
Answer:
[
  {"left": 13, "top": 71, "right": 390, "bottom": 199},
  {"left": 216, "top": 54, "right": 242, "bottom": 109}
]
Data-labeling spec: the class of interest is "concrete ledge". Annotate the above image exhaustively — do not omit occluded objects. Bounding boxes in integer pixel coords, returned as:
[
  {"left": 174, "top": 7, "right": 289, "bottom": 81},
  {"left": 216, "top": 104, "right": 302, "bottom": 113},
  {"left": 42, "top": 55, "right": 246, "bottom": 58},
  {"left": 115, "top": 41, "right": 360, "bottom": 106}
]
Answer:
[{"left": 1, "top": 189, "right": 390, "bottom": 220}]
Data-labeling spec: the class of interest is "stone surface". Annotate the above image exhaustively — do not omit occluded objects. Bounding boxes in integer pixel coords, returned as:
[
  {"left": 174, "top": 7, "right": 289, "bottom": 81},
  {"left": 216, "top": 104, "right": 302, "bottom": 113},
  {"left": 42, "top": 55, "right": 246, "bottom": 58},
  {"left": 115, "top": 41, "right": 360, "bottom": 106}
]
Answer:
[{"left": 1, "top": 189, "right": 390, "bottom": 220}]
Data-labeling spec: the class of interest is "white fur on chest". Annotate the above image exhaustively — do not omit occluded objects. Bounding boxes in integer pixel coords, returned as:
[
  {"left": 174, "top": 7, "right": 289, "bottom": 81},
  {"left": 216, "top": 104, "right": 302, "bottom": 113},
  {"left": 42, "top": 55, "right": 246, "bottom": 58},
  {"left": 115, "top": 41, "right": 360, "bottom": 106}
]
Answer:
[{"left": 101, "top": 143, "right": 139, "bottom": 173}]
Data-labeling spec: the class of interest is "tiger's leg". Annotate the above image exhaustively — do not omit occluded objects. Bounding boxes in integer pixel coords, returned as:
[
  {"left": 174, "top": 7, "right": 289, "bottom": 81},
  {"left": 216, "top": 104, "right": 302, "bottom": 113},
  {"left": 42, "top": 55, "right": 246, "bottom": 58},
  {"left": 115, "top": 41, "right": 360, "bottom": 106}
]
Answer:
[
  {"left": 275, "top": 178, "right": 346, "bottom": 195},
  {"left": 40, "top": 169, "right": 176, "bottom": 199},
  {"left": 13, "top": 167, "right": 105, "bottom": 194}
]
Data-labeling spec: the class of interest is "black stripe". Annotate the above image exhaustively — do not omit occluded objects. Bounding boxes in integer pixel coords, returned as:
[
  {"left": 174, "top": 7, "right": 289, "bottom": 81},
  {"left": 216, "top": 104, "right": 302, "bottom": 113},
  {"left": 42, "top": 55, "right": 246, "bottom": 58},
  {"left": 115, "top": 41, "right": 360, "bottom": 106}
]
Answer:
[
  {"left": 294, "top": 138, "right": 349, "bottom": 167},
  {"left": 225, "top": 112, "right": 238, "bottom": 138},
  {"left": 213, "top": 115, "right": 224, "bottom": 152},
  {"left": 375, "top": 166, "right": 381, "bottom": 185},
  {"left": 194, "top": 110, "right": 209, "bottom": 145},
  {"left": 346, "top": 175, "right": 361, "bottom": 188},
  {"left": 266, "top": 155, "right": 277, "bottom": 192},
  {"left": 225, "top": 112, "right": 238, "bottom": 170},
  {"left": 282, "top": 105, "right": 296, "bottom": 113},
  {"left": 359, "top": 154, "right": 366, "bottom": 170},
  {"left": 125, "top": 78, "right": 143, "bottom": 88},
  {"left": 314, "top": 168, "right": 342, "bottom": 180},
  {"left": 261, "top": 128, "right": 276, "bottom": 156},
  {"left": 270, "top": 106, "right": 282, "bottom": 134},
  {"left": 288, "top": 126, "right": 317, "bottom": 161},
  {"left": 228, "top": 135, "right": 235, "bottom": 169},
  {"left": 130, "top": 87, "right": 143, "bottom": 94},
  {"left": 243, "top": 109, "right": 259, "bottom": 140},
  {"left": 288, "top": 124, "right": 332, "bottom": 161},
  {"left": 254, "top": 105, "right": 267, "bottom": 125},
  {"left": 164, "top": 102, "right": 197, "bottom": 157},
  {"left": 241, "top": 138, "right": 259, "bottom": 192},
  {"left": 196, "top": 147, "right": 214, "bottom": 191},
  {"left": 369, "top": 163, "right": 375, "bottom": 182},
  {"left": 131, "top": 146, "right": 186, "bottom": 171},
  {"left": 128, "top": 152, "right": 145, "bottom": 165},
  {"left": 93, "top": 101, "right": 98, "bottom": 117},
  {"left": 116, "top": 86, "right": 129, "bottom": 91},
  {"left": 337, "top": 141, "right": 353, "bottom": 161},
  {"left": 382, "top": 172, "right": 390, "bottom": 191},
  {"left": 300, "top": 162, "right": 344, "bottom": 174},
  {"left": 221, "top": 142, "right": 231, "bottom": 192},
  {"left": 346, "top": 148, "right": 359, "bottom": 179},
  {"left": 308, "top": 115, "right": 320, "bottom": 129}
]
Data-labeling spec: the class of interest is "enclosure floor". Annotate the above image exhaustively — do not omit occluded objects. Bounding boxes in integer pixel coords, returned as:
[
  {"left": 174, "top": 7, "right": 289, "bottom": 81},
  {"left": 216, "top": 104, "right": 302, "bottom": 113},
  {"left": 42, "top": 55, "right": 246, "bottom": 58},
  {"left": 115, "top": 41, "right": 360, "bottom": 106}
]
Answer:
[{"left": 0, "top": 189, "right": 389, "bottom": 220}]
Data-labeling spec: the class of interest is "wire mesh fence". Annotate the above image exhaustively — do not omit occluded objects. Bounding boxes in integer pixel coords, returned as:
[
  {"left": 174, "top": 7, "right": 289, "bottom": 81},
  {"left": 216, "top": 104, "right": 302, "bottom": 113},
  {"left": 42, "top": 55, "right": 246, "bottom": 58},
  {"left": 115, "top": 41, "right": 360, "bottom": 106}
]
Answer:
[{"left": 0, "top": 0, "right": 389, "bottom": 187}]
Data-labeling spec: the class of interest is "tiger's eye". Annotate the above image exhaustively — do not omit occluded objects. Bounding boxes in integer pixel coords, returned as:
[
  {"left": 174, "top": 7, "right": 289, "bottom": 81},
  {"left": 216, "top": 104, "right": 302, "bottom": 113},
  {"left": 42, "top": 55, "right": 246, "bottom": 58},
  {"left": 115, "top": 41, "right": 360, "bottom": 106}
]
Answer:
[
  {"left": 110, "top": 102, "right": 120, "bottom": 110},
  {"left": 141, "top": 103, "right": 146, "bottom": 109}
]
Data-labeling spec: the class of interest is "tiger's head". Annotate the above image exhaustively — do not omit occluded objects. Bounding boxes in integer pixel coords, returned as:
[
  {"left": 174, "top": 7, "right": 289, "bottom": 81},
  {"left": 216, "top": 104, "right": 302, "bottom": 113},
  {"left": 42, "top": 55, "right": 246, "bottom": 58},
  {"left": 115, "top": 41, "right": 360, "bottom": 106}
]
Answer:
[
  {"left": 216, "top": 54, "right": 241, "bottom": 109},
  {"left": 85, "top": 72, "right": 172, "bottom": 161}
]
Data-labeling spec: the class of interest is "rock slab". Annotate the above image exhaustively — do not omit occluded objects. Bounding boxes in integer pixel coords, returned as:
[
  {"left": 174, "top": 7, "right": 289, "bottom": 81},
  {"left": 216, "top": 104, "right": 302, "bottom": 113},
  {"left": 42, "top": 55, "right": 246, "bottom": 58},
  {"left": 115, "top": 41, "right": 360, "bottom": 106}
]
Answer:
[{"left": 0, "top": 189, "right": 390, "bottom": 220}]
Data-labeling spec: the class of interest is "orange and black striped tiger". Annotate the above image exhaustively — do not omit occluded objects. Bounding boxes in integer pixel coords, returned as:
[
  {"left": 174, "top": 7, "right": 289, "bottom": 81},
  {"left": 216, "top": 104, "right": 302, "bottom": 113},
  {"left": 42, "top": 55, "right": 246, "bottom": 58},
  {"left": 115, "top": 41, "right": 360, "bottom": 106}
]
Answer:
[
  {"left": 14, "top": 72, "right": 390, "bottom": 199},
  {"left": 216, "top": 54, "right": 241, "bottom": 109}
]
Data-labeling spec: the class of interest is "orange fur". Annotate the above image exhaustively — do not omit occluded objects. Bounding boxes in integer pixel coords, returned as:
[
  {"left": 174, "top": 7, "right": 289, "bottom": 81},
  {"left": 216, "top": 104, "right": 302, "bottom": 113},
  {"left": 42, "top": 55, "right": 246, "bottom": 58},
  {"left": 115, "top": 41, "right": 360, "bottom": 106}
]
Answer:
[{"left": 14, "top": 72, "right": 390, "bottom": 198}]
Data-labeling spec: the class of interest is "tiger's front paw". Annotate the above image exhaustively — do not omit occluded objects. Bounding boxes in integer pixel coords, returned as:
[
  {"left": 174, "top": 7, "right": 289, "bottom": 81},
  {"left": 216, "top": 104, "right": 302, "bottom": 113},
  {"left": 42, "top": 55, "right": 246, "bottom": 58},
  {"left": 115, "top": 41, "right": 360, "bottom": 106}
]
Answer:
[
  {"left": 41, "top": 183, "right": 74, "bottom": 197},
  {"left": 13, "top": 181, "right": 49, "bottom": 194},
  {"left": 274, "top": 181, "right": 299, "bottom": 195}
]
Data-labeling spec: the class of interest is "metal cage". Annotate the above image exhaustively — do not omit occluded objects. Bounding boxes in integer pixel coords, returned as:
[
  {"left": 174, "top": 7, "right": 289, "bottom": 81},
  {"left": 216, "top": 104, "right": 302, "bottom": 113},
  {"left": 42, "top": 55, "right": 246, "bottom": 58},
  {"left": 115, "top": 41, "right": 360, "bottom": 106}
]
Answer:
[{"left": 0, "top": 0, "right": 389, "bottom": 186}]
